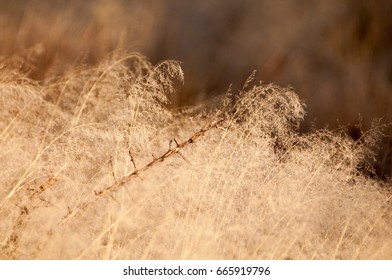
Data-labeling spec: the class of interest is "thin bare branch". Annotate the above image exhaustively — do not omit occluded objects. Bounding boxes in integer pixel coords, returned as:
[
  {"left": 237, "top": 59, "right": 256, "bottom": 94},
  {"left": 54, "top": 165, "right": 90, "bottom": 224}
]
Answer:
[{"left": 94, "top": 118, "right": 225, "bottom": 197}]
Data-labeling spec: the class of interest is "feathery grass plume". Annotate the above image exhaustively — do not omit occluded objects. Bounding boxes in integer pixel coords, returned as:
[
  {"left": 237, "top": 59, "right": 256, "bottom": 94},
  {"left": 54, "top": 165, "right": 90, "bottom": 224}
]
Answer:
[
  {"left": 357, "top": 120, "right": 392, "bottom": 179},
  {"left": 221, "top": 81, "right": 306, "bottom": 157}
]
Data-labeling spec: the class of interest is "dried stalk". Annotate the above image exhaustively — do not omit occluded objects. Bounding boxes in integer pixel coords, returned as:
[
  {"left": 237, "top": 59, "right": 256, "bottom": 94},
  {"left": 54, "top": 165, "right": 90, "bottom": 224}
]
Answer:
[{"left": 94, "top": 118, "right": 225, "bottom": 197}]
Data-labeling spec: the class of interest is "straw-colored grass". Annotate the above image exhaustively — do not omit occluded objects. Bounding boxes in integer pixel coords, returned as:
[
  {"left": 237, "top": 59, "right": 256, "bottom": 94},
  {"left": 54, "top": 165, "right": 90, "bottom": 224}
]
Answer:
[{"left": 0, "top": 52, "right": 391, "bottom": 259}]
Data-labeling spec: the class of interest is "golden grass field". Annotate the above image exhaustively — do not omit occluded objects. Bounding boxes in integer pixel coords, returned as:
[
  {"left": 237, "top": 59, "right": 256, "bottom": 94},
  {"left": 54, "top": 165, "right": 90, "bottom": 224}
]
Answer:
[
  {"left": 1, "top": 51, "right": 391, "bottom": 259},
  {"left": 0, "top": 0, "right": 391, "bottom": 260}
]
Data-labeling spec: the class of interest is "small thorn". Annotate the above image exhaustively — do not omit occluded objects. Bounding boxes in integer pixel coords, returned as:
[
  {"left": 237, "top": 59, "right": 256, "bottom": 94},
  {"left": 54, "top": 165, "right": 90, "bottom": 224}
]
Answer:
[{"left": 128, "top": 149, "right": 137, "bottom": 170}]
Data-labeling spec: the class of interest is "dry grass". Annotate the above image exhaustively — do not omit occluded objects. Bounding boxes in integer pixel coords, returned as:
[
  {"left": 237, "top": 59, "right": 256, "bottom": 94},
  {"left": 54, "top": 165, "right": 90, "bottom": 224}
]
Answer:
[{"left": 0, "top": 52, "right": 391, "bottom": 260}]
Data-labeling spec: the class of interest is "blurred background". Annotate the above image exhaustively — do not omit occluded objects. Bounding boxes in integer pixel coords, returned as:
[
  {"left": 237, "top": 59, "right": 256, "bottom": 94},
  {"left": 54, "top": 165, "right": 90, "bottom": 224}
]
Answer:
[{"left": 1, "top": 0, "right": 391, "bottom": 177}]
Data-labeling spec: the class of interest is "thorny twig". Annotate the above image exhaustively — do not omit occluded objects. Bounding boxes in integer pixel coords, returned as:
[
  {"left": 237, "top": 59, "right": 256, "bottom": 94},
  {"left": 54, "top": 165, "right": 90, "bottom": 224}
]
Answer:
[
  {"left": 128, "top": 149, "right": 137, "bottom": 170},
  {"left": 60, "top": 118, "right": 225, "bottom": 224},
  {"left": 94, "top": 118, "right": 225, "bottom": 197}
]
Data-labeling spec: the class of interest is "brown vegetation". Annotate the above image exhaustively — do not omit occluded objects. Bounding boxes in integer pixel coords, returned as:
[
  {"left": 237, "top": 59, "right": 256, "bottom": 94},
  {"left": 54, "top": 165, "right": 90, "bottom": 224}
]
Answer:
[
  {"left": 0, "top": 0, "right": 391, "bottom": 259},
  {"left": 1, "top": 52, "right": 391, "bottom": 259},
  {"left": 1, "top": 0, "right": 391, "bottom": 177}
]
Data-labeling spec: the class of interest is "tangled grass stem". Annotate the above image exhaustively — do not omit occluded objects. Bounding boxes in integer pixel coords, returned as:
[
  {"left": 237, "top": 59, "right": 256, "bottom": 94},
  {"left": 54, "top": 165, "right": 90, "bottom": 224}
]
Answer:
[{"left": 94, "top": 118, "right": 226, "bottom": 197}]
